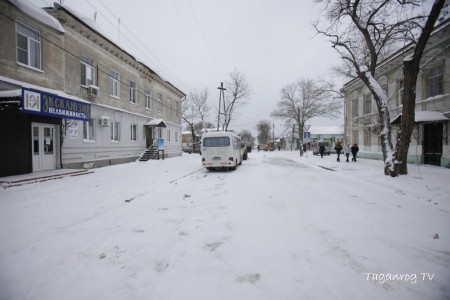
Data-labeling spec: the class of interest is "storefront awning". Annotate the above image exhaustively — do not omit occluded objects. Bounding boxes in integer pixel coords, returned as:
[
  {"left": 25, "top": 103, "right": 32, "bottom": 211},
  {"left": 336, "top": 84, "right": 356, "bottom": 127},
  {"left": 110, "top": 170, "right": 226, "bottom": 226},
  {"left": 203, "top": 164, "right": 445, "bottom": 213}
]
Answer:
[
  {"left": 144, "top": 119, "right": 167, "bottom": 127},
  {"left": 391, "top": 111, "right": 449, "bottom": 125}
]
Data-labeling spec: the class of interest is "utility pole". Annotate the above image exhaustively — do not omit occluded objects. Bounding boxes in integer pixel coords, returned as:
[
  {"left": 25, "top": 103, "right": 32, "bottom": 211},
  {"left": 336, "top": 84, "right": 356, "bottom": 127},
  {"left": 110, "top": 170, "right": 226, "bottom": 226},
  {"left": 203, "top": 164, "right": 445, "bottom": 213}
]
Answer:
[{"left": 217, "top": 82, "right": 226, "bottom": 131}]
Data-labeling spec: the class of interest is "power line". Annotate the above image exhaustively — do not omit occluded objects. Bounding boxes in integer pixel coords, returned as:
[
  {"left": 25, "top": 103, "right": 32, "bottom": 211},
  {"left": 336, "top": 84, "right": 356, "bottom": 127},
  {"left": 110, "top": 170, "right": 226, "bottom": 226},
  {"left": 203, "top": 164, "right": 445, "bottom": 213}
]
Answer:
[
  {"left": 187, "top": 0, "right": 223, "bottom": 81},
  {"left": 85, "top": 0, "right": 187, "bottom": 92},
  {"left": 170, "top": 0, "right": 220, "bottom": 85}
]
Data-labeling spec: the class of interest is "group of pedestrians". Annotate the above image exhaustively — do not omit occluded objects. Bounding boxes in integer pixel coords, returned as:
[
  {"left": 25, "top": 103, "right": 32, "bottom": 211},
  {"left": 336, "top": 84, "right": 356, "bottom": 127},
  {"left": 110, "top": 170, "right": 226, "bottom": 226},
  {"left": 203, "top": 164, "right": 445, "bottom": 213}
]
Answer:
[{"left": 334, "top": 142, "right": 359, "bottom": 162}]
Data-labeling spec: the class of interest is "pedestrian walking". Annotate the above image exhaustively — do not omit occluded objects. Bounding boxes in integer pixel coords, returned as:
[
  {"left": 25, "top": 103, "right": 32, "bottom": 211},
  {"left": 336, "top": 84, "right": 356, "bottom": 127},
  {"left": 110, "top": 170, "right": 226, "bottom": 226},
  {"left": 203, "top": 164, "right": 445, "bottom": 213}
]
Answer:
[
  {"left": 319, "top": 144, "right": 325, "bottom": 158},
  {"left": 344, "top": 144, "right": 350, "bottom": 162},
  {"left": 334, "top": 142, "right": 343, "bottom": 162},
  {"left": 351, "top": 143, "right": 359, "bottom": 162}
]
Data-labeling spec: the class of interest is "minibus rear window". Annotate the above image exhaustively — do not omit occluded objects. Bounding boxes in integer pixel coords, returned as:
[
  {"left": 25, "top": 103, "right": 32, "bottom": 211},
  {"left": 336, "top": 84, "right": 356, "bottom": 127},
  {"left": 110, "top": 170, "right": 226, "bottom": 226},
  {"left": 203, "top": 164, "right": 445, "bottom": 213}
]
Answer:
[{"left": 203, "top": 137, "right": 230, "bottom": 147}]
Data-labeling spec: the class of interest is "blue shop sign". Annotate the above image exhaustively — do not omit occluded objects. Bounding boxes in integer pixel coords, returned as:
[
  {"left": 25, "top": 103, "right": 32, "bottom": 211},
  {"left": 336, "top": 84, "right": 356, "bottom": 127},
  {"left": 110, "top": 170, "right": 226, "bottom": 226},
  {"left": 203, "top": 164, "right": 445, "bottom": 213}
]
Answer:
[{"left": 22, "top": 87, "right": 91, "bottom": 121}]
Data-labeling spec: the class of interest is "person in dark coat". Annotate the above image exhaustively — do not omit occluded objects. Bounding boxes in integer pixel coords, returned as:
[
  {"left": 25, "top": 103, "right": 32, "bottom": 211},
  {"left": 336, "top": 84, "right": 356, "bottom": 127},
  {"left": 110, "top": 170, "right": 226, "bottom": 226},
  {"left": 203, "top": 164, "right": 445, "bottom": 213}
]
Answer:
[
  {"left": 334, "top": 142, "right": 343, "bottom": 162},
  {"left": 351, "top": 143, "right": 359, "bottom": 162},
  {"left": 319, "top": 145, "right": 325, "bottom": 158}
]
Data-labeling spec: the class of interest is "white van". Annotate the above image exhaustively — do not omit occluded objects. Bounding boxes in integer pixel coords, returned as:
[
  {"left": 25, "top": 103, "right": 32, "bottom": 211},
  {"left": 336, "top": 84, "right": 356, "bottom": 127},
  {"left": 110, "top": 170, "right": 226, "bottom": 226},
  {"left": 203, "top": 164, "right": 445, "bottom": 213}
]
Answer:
[{"left": 201, "top": 131, "right": 243, "bottom": 170}]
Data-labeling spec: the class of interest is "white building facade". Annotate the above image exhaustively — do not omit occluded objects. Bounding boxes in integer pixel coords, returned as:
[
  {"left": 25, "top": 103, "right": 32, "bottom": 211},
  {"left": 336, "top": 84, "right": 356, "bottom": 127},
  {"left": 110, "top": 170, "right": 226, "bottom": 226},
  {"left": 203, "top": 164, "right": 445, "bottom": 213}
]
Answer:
[
  {"left": 0, "top": 0, "right": 184, "bottom": 176},
  {"left": 342, "top": 20, "right": 450, "bottom": 167}
]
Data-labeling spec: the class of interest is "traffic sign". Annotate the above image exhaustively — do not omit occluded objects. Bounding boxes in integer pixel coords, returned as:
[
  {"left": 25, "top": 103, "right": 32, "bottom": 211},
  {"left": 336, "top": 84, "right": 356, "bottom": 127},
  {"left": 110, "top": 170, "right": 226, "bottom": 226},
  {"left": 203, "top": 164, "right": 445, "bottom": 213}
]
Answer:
[{"left": 304, "top": 131, "right": 310, "bottom": 139}]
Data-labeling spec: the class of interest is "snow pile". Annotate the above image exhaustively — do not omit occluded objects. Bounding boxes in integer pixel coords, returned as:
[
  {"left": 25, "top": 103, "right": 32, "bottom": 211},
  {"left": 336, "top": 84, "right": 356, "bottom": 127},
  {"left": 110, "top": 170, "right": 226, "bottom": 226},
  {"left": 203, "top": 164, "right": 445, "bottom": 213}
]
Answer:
[{"left": 8, "top": 0, "right": 65, "bottom": 33}]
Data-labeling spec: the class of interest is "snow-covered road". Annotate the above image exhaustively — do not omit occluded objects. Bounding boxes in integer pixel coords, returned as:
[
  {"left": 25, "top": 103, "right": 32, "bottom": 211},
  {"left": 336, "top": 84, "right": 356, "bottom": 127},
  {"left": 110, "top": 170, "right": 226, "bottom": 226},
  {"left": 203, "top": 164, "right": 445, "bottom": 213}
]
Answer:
[{"left": 1, "top": 151, "right": 449, "bottom": 300}]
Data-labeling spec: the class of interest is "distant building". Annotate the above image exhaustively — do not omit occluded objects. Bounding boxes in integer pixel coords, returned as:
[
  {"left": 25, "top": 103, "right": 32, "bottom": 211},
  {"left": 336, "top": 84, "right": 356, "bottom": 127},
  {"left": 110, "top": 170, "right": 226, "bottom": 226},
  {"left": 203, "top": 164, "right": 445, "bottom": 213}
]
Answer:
[
  {"left": 342, "top": 19, "right": 450, "bottom": 167},
  {"left": 286, "top": 125, "right": 344, "bottom": 150},
  {"left": 309, "top": 125, "right": 344, "bottom": 149},
  {"left": 0, "top": 0, "right": 185, "bottom": 176}
]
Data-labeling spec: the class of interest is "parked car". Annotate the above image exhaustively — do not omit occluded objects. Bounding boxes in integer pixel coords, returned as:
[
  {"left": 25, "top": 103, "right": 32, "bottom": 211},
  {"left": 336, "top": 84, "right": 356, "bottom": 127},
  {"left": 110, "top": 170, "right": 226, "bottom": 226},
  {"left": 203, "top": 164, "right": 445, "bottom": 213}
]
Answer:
[{"left": 312, "top": 141, "right": 330, "bottom": 155}]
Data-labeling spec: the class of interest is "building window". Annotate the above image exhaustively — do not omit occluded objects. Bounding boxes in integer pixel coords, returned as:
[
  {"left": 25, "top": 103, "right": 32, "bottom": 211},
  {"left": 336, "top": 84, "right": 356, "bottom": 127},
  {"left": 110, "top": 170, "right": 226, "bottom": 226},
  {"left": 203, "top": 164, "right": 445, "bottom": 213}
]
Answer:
[
  {"left": 157, "top": 93, "right": 162, "bottom": 113},
  {"left": 397, "top": 80, "right": 404, "bottom": 106},
  {"left": 364, "top": 128, "right": 371, "bottom": 146},
  {"left": 109, "top": 70, "right": 120, "bottom": 98},
  {"left": 175, "top": 102, "right": 179, "bottom": 118},
  {"left": 16, "top": 22, "right": 41, "bottom": 69},
  {"left": 167, "top": 130, "right": 171, "bottom": 142},
  {"left": 168, "top": 99, "right": 173, "bottom": 117},
  {"left": 111, "top": 122, "right": 120, "bottom": 141},
  {"left": 145, "top": 88, "right": 152, "bottom": 109},
  {"left": 363, "top": 93, "right": 372, "bottom": 115},
  {"left": 352, "top": 97, "right": 359, "bottom": 117},
  {"left": 130, "top": 81, "right": 137, "bottom": 104},
  {"left": 83, "top": 119, "right": 95, "bottom": 141},
  {"left": 130, "top": 124, "right": 137, "bottom": 141},
  {"left": 427, "top": 65, "right": 444, "bottom": 98},
  {"left": 352, "top": 130, "right": 358, "bottom": 145},
  {"left": 175, "top": 131, "right": 178, "bottom": 142},
  {"left": 80, "top": 55, "right": 94, "bottom": 86}
]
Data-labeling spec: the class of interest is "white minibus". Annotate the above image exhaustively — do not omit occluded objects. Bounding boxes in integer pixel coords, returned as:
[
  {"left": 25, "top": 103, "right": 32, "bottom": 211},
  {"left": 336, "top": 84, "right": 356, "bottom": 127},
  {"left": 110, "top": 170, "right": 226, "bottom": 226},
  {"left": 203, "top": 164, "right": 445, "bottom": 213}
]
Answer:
[{"left": 201, "top": 131, "right": 243, "bottom": 170}]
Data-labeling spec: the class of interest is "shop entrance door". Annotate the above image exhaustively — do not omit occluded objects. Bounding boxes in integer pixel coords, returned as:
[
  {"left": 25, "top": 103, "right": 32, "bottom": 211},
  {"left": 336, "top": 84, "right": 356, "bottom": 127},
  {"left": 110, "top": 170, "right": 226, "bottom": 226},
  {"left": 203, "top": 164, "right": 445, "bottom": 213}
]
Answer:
[{"left": 32, "top": 123, "right": 57, "bottom": 171}]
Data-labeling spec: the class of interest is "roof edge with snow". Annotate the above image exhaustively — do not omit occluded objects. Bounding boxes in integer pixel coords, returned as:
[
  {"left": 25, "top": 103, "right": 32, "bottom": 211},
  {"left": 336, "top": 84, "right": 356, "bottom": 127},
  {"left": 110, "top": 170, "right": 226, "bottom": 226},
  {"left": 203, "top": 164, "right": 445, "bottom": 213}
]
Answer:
[{"left": 391, "top": 111, "right": 449, "bottom": 125}]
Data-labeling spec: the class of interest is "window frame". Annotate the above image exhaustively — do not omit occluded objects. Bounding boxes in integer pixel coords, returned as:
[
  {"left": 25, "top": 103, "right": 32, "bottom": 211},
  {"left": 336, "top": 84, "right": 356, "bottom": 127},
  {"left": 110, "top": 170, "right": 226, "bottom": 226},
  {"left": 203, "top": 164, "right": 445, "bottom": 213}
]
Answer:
[
  {"left": 130, "top": 81, "right": 137, "bottom": 104},
  {"left": 16, "top": 22, "right": 41, "bottom": 70},
  {"left": 397, "top": 79, "right": 404, "bottom": 106},
  {"left": 130, "top": 124, "right": 137, "bottom": 141},
  {"left": 363, "top": 93, "right": 372, "bottom": 115},
  {"left": 364, "top": 128, "right": 371, "bottom": 146},
  {"left": 110, "top": 121, "right": 120, "bottom": 142},
  {"left": 352, "top": 97, "right": 359, "bottom": 117},
  {"left": 109, "top": 70, "right": 120, "bottom": 98},
  {"left": 83, "top": 119, "right": 95, "bottom": 141},
  {"left": 427, "top": 64, "right": 444, "bottom": 98},
  {"left": 145, "top": 88, "right": 152, "bottom": 110},
  {"left": 157, "top": 93, "right": 162, "bottom": 113},
  {"left": 80, "top": 55, "right": 95, "bottom": 87}
]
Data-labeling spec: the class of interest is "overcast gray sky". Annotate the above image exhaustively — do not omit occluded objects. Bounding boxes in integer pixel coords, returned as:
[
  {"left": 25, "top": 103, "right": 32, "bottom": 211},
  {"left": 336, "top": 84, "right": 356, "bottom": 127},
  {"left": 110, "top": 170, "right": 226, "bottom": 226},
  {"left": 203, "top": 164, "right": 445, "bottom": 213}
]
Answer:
[{"left": 31, "top": 0, "right": 344, "bottom": 136}]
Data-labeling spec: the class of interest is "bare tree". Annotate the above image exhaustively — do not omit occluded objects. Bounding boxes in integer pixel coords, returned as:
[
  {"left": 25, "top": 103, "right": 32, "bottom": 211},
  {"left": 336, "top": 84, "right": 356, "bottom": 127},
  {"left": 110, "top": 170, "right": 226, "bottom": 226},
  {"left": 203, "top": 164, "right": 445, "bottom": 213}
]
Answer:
[
  {"left": 314, "top": 0, "right": 446, "bottom": 176},
  {"left": 256, "top": 120, "right": 271, "bottom": 145},
  {"left": 191, "top": 89, "right": 210, "bottom": 130},
  {"left": 239, "top": 129, "right": 255, "bottom": 146},
  {"left": 221, "top": 70, "right": 252, "bottom": 131},
  {"left": 181, "top": 89, "right": 211, "bottom": 152},
  {"left": 271, "top": 79, "right": 342, "bottom": 156},
  {"left": 181, "top": 96, "right": 196, "bottom": 151}
]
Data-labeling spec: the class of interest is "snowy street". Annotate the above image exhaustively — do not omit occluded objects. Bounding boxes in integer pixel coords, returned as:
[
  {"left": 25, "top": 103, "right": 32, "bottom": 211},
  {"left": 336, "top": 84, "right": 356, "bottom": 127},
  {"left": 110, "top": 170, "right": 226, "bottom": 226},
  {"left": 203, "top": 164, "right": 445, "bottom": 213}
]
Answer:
[{"left": 0, "top": 151, "right": 449, "bottom": 300}]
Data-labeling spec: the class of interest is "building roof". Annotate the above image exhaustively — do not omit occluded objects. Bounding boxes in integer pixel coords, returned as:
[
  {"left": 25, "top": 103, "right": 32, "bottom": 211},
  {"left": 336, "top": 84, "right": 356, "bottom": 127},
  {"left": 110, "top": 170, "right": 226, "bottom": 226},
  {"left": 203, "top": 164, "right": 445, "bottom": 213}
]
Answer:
[
  {"left": 144, "top": 119, "right": 167, "bottom": 127},
  {"left": 391, "top": 111, "right": 449, "bottom": 125}
]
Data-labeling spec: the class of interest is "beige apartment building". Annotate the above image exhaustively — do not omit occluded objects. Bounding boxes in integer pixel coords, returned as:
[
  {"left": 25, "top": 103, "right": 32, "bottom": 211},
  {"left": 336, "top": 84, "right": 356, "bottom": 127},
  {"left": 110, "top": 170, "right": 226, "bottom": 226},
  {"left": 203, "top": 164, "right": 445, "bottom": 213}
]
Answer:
[
  {"left": 0, "top": 0, "right": 185, "bottom": 176},
  {"left": 342, "top": 19, "right": 450, "bottom": 167}
]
